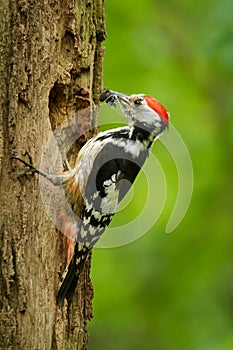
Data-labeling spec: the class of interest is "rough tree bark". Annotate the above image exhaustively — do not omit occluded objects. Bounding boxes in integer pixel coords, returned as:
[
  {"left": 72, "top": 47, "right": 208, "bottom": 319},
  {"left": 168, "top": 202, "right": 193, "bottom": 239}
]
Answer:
[{"left": 0, "top": 0, "right": 105, "bottom": 349}]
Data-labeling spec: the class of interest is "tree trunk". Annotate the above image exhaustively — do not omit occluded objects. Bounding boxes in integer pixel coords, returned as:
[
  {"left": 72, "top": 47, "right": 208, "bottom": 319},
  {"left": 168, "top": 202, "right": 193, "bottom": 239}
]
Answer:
[{"left": 0, "top": 0, "right": 105, "bottom": 349}]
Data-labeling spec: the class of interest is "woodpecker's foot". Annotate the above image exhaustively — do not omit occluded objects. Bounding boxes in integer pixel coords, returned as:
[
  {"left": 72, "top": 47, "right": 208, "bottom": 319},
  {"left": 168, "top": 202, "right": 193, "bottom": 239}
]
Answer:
[{"left": 12, "top": 152, "right": 39, "bottom": 178}]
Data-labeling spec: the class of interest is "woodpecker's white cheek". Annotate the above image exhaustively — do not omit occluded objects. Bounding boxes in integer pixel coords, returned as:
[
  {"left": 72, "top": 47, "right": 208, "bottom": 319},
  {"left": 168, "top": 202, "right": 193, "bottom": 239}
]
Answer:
[{"left": 134, "top": 106, "right": 162, "bottom": 126}]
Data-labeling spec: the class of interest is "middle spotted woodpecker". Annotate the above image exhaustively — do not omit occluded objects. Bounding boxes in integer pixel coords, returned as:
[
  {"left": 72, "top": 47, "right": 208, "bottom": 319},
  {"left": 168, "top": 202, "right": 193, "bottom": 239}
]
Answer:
[{"left": 14, "top": 89, "right": 170, "bottom": 304}]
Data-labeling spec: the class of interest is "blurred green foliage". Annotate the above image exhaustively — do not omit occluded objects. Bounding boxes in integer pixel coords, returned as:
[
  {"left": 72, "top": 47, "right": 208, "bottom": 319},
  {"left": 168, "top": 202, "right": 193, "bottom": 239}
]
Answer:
[{"left": 89, "top": 0, "right": 233, "bottom": 349}]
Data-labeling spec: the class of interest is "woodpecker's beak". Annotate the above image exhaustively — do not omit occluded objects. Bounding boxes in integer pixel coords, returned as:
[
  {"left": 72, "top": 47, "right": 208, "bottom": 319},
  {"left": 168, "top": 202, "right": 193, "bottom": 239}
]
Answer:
[{"left": 99, "top": 89, "right": 130, "bottom": 107}]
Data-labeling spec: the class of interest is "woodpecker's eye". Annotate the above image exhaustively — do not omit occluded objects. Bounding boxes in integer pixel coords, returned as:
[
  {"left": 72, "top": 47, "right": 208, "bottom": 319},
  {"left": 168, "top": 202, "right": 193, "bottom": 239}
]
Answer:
[{"left": 134, "top": 97, "right": 144, "bottom": 105}]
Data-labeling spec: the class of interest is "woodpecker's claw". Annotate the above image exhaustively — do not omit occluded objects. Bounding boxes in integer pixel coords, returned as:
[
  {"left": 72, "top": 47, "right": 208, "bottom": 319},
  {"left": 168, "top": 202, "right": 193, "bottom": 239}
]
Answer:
[
  {"left": 12, "top": 154, "right": 66, "bottom": 186},
  {"left": 11, "top": 155, "right": 39, "bottom": 177}
]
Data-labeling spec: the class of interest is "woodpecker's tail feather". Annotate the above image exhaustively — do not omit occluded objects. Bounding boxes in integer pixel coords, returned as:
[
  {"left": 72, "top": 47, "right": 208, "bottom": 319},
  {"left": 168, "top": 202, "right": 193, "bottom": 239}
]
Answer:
[
  {"left": 57, "top": 260, "right": 79, "bottom": 305},
  {"left": 57, "top": 245, "right": 89, "bottom": 305}
]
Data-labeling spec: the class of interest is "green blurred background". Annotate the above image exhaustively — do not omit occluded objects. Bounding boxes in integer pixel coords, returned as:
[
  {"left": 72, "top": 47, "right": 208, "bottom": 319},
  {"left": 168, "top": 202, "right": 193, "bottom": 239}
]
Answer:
[{"left": 89, "top": 0, "right": 233, "bottom": 349}]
